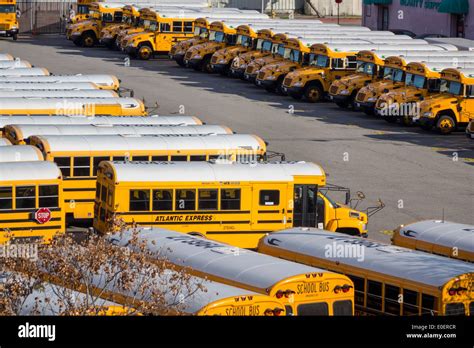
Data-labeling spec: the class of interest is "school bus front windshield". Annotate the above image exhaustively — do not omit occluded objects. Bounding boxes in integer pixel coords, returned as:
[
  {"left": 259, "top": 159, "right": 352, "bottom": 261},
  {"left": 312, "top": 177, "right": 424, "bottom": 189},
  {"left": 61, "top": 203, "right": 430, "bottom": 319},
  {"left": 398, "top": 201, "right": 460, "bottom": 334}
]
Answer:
[
  {"left": 148, "top": 20, "right": 158, "bottom": 32},
  {"left": 258, "top": 39, "right": 272, "bottom": 51},
  {"left": 209, "top": 30, "right": 225, "bottom": 43},
  {"left": 236, "top": 35, "right": 252, "bottom": 47},
  {"left": 440, "top": 79, "right": 463, "bottom": 95},
  {"left": 405, "top": 73, "right": 426, "bottom": 89},
  {"left": 309, "top": 54, "right": 329, "bottom": 68},
  {"left": 194, "top": 26, "right": 207, "bottom": 37},
  {"left": 283, "top": 48, "right": 301, "bottom": 63},
  {"left": 356, "top": 61, "right": 376, "bottom": 75}
]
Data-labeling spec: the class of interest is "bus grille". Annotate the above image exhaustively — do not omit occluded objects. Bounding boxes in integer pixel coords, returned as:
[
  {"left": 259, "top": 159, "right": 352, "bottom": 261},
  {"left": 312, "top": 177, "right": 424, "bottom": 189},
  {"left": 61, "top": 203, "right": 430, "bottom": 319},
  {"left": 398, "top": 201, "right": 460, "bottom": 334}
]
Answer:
[
  {"left": 468, "top": 121, "right": 474, "bottom": 132},
  {"left": 257, "top": 71, "right": 265, "bottom": 80},
  {"left": 211, "top": 56, "right": 218, "bottom": 63},
  {"left": 329, "top": 85, "right": 339, "bottom": 94},
  {"left": 185, "top": 51, "right": 193, "bottom": 59},
  {"left": 246, "top": 66, "right": 255, "bottom": 74},
  {"left": 283, "top": 78, "right": 292, "bottom": 86},
  {"left": 356, "top": 93, "right": 366, "bottom": 102}
]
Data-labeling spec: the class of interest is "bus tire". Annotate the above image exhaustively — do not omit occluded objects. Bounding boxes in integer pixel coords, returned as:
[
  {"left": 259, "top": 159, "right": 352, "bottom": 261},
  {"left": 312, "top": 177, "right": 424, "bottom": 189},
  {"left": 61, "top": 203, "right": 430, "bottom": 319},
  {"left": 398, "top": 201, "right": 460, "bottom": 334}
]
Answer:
[
  {"left": 304, "top": 83, "right": 323, "bottom": 103},
  {"left": 81, "top": 32, "right": 96, "bottom": 48},
  {"left": 138, "top": 44, "right": 153, "bottom": 60},
  {"left": 202, "top": 56, "right": 213, "bottom": 73},
  {"left": 176, "top": 58, "right": 186, "bottom": 67},
  {"left": 436, "top": 114, "right": 456, "bottom": 135},
  {"left": 188, "top": 232, "right": 206, "bottom": 238},
  {"left": 275, "top": 76, "right": 286, "bottom": 95},
  {"left": 12, "top": 33, "right": 18, "bottom": 41},
  {"left": 289, "top": 91, "right": 303, "bottom": 100},
  {"left": 335, "top": 101, "right": 349, "bottom": 108}
]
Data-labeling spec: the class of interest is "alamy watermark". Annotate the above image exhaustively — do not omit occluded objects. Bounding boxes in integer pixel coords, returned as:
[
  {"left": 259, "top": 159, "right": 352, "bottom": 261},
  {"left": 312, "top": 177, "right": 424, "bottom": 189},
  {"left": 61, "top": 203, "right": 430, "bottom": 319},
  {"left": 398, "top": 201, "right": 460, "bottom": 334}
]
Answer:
[
  {"left": 0, "top": 243, "right": 38, "bottom": 261},
  {"left": 324, "top": 242, "right": 365, "bottom": 262}
]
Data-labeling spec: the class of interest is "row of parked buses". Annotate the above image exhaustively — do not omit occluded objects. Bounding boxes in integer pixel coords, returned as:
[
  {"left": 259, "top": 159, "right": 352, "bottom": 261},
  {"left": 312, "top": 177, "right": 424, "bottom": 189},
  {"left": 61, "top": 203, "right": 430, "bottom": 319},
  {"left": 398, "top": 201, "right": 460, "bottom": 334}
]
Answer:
[{"left": 165, "top": 18, "right": 474, "bottom": 136}]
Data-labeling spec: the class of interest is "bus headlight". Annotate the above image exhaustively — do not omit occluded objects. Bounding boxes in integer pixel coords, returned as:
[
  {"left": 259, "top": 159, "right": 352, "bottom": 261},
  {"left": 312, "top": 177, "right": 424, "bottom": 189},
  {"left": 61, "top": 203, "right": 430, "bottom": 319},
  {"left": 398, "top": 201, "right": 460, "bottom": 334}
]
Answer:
[
  {"left": 423, "top": 111, "right": 433, "bottom": 118},
  {"left": 218, "top": 59, "right": 226, "bottom": 64},
  {"left": 193, "top": 54, "right": 202, "bottom": 59},
  {"left": 266, "top": 75, "right": 276, "bottom": 80},
  {"left": 367, "top": 97, "right": 377, "bottom": 102},
  {"left": 340, "top": 89, "right": 350, "bottom": 95},
  {"left": 293, "top": 81, "right": 303, "bottom": 87}
]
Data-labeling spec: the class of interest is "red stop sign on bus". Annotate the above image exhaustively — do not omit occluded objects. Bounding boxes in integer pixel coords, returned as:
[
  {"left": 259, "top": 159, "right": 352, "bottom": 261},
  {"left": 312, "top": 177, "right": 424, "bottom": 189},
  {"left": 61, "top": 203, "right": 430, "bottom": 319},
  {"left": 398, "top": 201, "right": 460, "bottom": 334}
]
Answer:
[
  {"left": 35, "top": 208, "right": 52, "bottom": 224},
  {"left": 335, "top": 0, "right": 342, "bottom": 3}
]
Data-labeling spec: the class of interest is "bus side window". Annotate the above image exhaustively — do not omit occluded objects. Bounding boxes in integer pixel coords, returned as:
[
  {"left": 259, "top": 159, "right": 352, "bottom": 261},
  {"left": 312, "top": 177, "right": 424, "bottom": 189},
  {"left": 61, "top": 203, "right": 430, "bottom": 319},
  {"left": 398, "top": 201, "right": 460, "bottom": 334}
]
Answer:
[
  {"left": 421, "top": 293, "right": 437, "bottom": 316},
  {"left": 466, "top": 85, "right": 474, "bottom": 97},
  {"left": 114, "top": 11, "right": 123, "bottom": 22},
  {"left": 0, "top": 186, "right": 12, "bottom": 210},
  {"left": 93, "top": 156, "right": 110, "bottom": 176},
  {"left": 152, "top": 189, "right": 173, "bottom": 211},
  {"left": 190, "top": 155, "right": 206, "bottom": 161},
  {"left": 176, "top": 189, "right": 195, "bottom": 210},
  {"left": 16, "top": 186, "right": 36, "bottom": 209},
  {"left": 198, "top": 189, "right": 218, "bottom": 210},
  {"left": 152, "top": 155, "right": 169, "bottom": 161},
  {"left": 333, "top": 300, "right": 353, "bottom": 316},
  {"left": 129, "top": 189, "right": 150, "bottom": 211},
  {"left": 402, "top": 289, "right": 419, "bottom": 315},
  {"left": 259, "top": 190, "right": 279, "bottom": 206},
  {"left": 427, "top": 79, "right": 441, "bottom": 93},
  {"left": 39, "top": 185, "right": 59, "bottom": 208},
  {"left": 346, "top": 56, "right": 357, "bottom": 69},
  {"left": 132, "top": 156, "right": 149, "bottom": 161},
  {"left": 172, "top": 21, "right": 183, "bottom": 33},
  {"left": 332, "top": 58, "right": 344, "bottom": 69},
  {"left": 171, "top": 155, "right": 187, "bottom": 161},
  {"left": 113, "top": 156, "right": 126, "bottom": 162},
  {"left": 227, "top": 34, "right": 237, "bottom": 45},
  {"left": 184, "top": 21, "right": 193, "bottom": 33},
  {"left": 73, "top": 157, "right": 91, "bottom": 177},
  {"left": 384, "top": 284, "right": 401, "bottom": 315},
  {"left": 54, "top": 157, "right": 71, "bottom": 177},
  {"left": 221, "top": 189, "right": 240, "bottom": 210},
  {"left": 160, "top": 23, "right": 171, "bottom": 33},
  {"left": 348, "top": 275, "right": 365, "bottom": 307},
  {"left": 366, "top": 280, "right": 382, "bottom": 312}
]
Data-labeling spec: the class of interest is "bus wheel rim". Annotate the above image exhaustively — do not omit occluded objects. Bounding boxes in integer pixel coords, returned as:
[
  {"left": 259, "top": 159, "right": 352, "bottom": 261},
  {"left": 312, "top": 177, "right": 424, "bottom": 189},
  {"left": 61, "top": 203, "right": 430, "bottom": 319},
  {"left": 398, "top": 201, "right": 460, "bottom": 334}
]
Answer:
[
  {"left": 440, "top": 119, "right": 452, "bottom": 129},
  {"left": 85, "top": 37, "right": 93, "bottom": 46},
  {"left": 309, "top": 89, "right": 319, "bottom": 100}
]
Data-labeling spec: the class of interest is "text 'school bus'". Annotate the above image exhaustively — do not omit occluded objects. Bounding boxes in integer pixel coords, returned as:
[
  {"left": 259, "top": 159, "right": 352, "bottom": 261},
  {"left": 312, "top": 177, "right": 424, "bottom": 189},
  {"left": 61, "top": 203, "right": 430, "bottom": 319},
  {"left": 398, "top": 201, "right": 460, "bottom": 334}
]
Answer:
[
  {"left": 0, "top": 145, "right": 43, "bottom": 162},
  {"left": 1, "top": 272, "right": 131, "bottom": 316},
  {"left": 393, "top": 220, "right": 474, "bottom": 263},
  {"left": 0, "top": 98, "right": 146, "bottom": 116},
  {"left": 74, "top": 262, "right": 286, "bottom": 316},
  {"left": 258, "top": 228, "right": 474, "bottom": 316},
  {"left": 0, "top": 115, "right": 203, "bottom": 134},
  {"left": 93, "top": 161, "right": 368, "bottom": 249},
  {"left": 109, "top": 227, "right": 355, "bottom": 316},
  {"left": 0, "top": 138, "right": 11, "bottom": 146},
  {"left": 0, "top": 82, "right": 100, "bottom": 90},
  {"left": 0, "top": 161, "right": 65, "bottom": 244},
  {"left": 4, "top": 124, "right": 232, "bottom": 145},
  {"left": 0, "top": 75, "right": 120, "bottom": 90},
  {"left": 0, "top": 90, "right": 119, "bottom": 98},
  {"left": 0, "top": 68, "right": 50, "bottom": 77},
  {"left": 0, "top": 60, "right": 31, "bottom": 68},
  {"left": 30, "top": 134, "right": 266, "bottom": 222}
]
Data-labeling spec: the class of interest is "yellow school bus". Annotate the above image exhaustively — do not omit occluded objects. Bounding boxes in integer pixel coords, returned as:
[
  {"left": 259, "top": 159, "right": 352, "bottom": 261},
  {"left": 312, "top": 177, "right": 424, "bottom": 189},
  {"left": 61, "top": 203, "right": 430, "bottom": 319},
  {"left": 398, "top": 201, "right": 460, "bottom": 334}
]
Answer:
[
  {"left": 124, "top": 8, "right": 196, "bottom": 60},
  {"left": 392, "top": 220, "right": 474, "bottom": 263},
  {"left": 418, "top": 67, "right": 474, "bottom": 134},
  {"left": 0, "top": 161, "right": 65, "bottom": 244},
  {"left": 170, "top": 17, "right": 211, "bottom": 67},
  {"left": 109, "top": 227, "right": 355, "bottom": 316},
  {"left": 94, "top": 160, "right": 368, "bottom": 249},
  {"left": 255, "top": 37, "right": 312, "bottom": 94},
  {"left": 210, "top": 24, "right": 260, "bottom": 75},
  {"left": 230, "top": 28, "right": 277, "bottom": 78},
  {"left": 0, "top": 97, "right": 146, "bottom": 116},
  {"left": 329, "top": 50, "right": 389, "bottom": 108},
  {"left": 282, "top": 43, "right": 358, "bottom": 102},
  {"left": 242, "top": 32, "right": 289, "bottom": 82},
  {"left": 184, "top": 21, "right": 237, "bottom": 73},
  {"left": 67, "top": 2, "right": 126, "bottom": 47},
  {"left": 258, "top": 228, "right": 474, "bottom": 316},
  {"left": 99, "top": 4, "right": 142, "bottom": 49},
  {"left": 0, "top": 0, "right": 18, "bottom": 40},
  {"left": 375, "top": 62, "right": 452, "bottom": 126},
  {"left": 30, "top": 134, "right": 266, "bottom": 223},
  {"left": 68, "top": 0, "right": 95, "bottom": 25},
  {"left": 115, "top": 7, "right": 152, "bottom": 52}
]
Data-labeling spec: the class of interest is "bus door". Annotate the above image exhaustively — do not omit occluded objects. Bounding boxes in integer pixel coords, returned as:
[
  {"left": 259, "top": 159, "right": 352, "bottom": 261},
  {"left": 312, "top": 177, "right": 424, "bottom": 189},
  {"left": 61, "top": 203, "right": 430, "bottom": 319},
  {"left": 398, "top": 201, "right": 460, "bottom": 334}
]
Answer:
[{"left": 293, "top": 185, "right": 320, "bottom": 228}]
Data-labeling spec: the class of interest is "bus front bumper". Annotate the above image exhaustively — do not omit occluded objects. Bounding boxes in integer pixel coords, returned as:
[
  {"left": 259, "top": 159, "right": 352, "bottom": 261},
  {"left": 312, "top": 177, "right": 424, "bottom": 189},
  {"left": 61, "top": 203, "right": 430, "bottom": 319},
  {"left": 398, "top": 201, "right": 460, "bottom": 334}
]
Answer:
[
  {"left": 243, "top": 73, "right": 257, "bottom": 83},
  {"left": 230, "top": 67, "right": 245, "bottom": 78},
  {"left": 185, "top": 58, "right": 203, "bottom": 69},
  {"left": 210, "top": 63, "right": 229, "bottom": 74},
  {"left": 125, "top": 46, "right": 138, "bottom": 56},
  {"left": 0, "top": 28, "right": 18, "bottom": 37},
  {"left": 255, "top": 78, "right": 276, "bottom": 89},
  {"left": 282, "top": 85, "right": 303, "bottom": 95},
  {"left": 100, "top": 37, "right": 114, "bottom": 46},
  {"left": 418, "top": 116, "right": 435, "bottom": 128},
  {"left": 354, "top": 100, "right": 375, "bottom": 110},
  {"left": 328, "top": 94, "right": 351, "bottom": 103}
]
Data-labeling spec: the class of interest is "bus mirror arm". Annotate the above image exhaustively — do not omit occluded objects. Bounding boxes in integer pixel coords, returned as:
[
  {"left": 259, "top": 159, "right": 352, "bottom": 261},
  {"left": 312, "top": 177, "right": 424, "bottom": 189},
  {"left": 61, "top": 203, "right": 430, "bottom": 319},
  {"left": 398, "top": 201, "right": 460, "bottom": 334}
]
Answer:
[
  {"left": 266, "top": 151, "right": 286, "bottom": 161},
  {"left": 118, "top": 87, "right": 134, "bottom": 98},
  {"left": 366, "top": 199, "right": 385, "bottom": 218}
]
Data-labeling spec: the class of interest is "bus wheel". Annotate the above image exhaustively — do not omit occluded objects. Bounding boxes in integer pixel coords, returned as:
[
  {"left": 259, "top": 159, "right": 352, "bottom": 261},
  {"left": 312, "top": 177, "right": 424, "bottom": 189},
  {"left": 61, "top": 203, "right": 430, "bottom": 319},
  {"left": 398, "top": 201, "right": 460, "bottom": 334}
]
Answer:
[
  {"left": 12, "top": 33, "right": 18, "bottom": 41},
  {"left": 138, "top": 45, "right": 153, "bottom": 60},
  {"left": 176, "top": 58, "right": 185, "bottom": 67},
  {"left": 81, "top": 33, "right": 96, "bottom": 48},
  {"left": 202, "top": 56, "right": 213, "bottom": 73},
  {"left": 304, "top": 83, "right": 323, "bottom": 103},
  {"left": 335, "top": 101, "right": 349, "bottom": 108},
  {"left": 437, "top": 114, "right": 456, "bottom": 135},
  {"left": 289, "top": 91, "right": 303, "bottom": 100},
  {"left": 400, "top": 116, "right": 413, "bottom": 126},
  {"left": 188, "top": 232, "right": 206, "bottom": 238}
]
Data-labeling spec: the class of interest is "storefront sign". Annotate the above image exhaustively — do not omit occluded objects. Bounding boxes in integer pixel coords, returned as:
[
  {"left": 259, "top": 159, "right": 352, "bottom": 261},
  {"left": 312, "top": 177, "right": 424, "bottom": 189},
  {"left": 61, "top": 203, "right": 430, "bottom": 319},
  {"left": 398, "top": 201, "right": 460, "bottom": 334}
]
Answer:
[{"left": 400, "top": 0, "right": 441, "bottom": 10}]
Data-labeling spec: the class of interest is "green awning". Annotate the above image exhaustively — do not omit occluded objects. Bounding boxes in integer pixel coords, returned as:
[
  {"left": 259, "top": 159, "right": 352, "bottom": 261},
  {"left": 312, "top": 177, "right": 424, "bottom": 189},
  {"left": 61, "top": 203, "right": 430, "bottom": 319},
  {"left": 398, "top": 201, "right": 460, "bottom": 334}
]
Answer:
[
  {"left": 438, "top": 0, "right": 469, "bottom": 14},
  {"left": 363, "top": 0, "right": 392, "bottom": 4},
  {"left": 363, "top": 0, "right": 374, "bottom": 4}
]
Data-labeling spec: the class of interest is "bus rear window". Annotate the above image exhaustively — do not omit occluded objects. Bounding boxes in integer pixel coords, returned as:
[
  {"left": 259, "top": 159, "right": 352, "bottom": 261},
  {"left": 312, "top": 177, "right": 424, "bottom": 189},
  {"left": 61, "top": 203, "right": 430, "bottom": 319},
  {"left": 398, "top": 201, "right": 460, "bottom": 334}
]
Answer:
[
  {"left": 39, "top": 185, "right": 59, "bottom": 208},
  {"left": 445, "top": 303, "right": 465, "bottom": 316},
  {"left": 333, "top": 300, "right": 353, "bottom": 316},
  {"left": 0, "top": 186, "right": 12, "bottom": 210},
  {"left": 16, "top": 186, "right": 36, "bottom": 209},
  {"left": 297, "top": 302, "right": 329, "bottom": 316}
]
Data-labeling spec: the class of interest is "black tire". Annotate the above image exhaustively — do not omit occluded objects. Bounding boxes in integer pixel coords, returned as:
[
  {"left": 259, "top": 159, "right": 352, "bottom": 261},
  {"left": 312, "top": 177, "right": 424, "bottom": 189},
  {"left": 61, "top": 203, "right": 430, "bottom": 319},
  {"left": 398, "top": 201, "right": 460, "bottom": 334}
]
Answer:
[
  {"left": 201, "top": 56, "right": 213, "bottom": 73},
  {"left": 400, "top": 116, "right": 413, "bottom": 127},
  {"left": 12, "top": 33, "right": 18, "bottom": 41},
  {"left": 176, "top": 57, "right": 186, "bottom": 67},
  {"left": 81, "top": 32, "right": 96, "bottom": 48},
  {"left": 335, "top": 101, "right": 349, "bottom": 108},
  {"left": 137, "top": 44, "right": 153, "bottom": 60},
  {"left": 436, "top": 114, "right": 456, "bottom": 135},
  {"left": 289, "top": 91, "right": 303, "bottom": 100},
  {"left": 304, "top": 83, "right": 323, "bottom": 103},
  {"left": 420, "top": 123, "right": 433, "bottom": 131}
]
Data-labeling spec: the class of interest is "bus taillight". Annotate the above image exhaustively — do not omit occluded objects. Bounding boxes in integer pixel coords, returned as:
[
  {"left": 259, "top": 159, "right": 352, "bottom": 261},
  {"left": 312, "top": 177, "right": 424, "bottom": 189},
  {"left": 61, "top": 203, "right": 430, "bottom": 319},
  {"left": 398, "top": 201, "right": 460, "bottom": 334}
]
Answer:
[
  {"left": 284, "top": 290, "right": 295, "bottom": 298},
  {"left": 275, "top": 290, "right": 284, "bottom": 299},
  {"left": 264, "top": 309, "right": 274, "bottom": 316},
  {"left": 342, "top": 284, "right": 353, "bottom": 293},
  {"left": 333, "top": 285, "right": 341, "bottom": 294},
  {"left": 448, "top": 288, "right": 457, "bottom": 296},
  {"left": 273, "top": 308, "right": 284, "bottom": 316}
]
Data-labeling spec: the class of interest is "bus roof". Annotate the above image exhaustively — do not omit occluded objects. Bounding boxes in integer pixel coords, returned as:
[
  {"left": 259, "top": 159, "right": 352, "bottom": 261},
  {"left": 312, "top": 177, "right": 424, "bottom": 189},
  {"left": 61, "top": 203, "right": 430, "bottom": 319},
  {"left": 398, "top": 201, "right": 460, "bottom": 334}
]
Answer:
[
  {"left": 0, "top": 145, "right": 43, "bottom": 162},
  {"left": 0, "top": 97, "right": 142, "bottom": 110},
  {"left": 32, "top": 134, "right": 265, "bottom": 153},
  {"left": 318, "top": 44, "right": 446, "bottom": 53},
  {"left": 259, "top": 229, "right": 474, "bottom": 288},
  {"left": 0, "top": 115, "right": 202, "bottom": 127},
  {"left": 407, "top": 61, "right": 462, "bottom": 74},
  {"left": 398, "top": 220, "right": 474, "bottom": 253},
  {"left": 443, "top": 67, "right": 474, "bottom": 80},
  {"left": 0, "top": 161, "right": 61, "bottom": 182},
  {"left": 101, "top": 160, "right": 325, "bottom": 183},
  {"left": 0, "top": 68, "right": 49, "bottom": 77},
  {"left": 0, "top": 82, "right": 99, "bottom": 90},
  {"left": 108, "top": 227, "right": 337, "bottom": 291},
  {"left": 0, "top": 74, "right": 119, "bottom": 88}
]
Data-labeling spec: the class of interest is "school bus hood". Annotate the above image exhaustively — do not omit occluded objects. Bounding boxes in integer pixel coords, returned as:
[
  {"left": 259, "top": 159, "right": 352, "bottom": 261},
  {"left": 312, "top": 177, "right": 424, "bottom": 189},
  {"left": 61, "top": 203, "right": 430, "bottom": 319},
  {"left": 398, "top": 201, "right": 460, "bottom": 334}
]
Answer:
[
  {"left": 335, "top": 73, "right": 370, "bottom": 88},
  {"left": 419, "top": 93, "right": 458, "bottom": 112},
  {"left": 239, "top": 50, "right": 268, "bottom": 63},
  {"left": 286, "top": 66, "right": 325, "bottom": 79}
]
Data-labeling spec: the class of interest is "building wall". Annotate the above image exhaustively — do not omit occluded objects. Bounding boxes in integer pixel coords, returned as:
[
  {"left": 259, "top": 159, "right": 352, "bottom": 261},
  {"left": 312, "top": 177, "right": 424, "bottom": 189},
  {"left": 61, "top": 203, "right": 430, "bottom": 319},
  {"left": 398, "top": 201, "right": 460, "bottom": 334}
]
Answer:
[
  {"left": 362, "top": 1, "right": 473, "bottom": 39},
  {"left": 225, "top": 0, "right": 305, "bottom": 12},
  {"left": 304, "top": 0, "right": 362, "bottom": 17}
]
